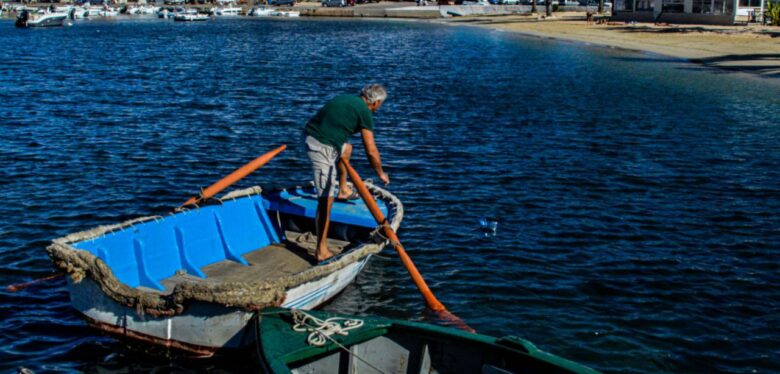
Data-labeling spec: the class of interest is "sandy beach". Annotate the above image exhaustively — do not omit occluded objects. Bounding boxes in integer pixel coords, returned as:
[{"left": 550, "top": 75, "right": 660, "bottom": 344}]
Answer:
[{"left": 445, "top": 14, "right": 780, "bottom": 77}]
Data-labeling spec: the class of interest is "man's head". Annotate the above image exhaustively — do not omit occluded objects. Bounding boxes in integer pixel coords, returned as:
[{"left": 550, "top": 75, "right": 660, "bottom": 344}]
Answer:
[{"left": 360, "top": 84, "right": 387, "bottom": 113}]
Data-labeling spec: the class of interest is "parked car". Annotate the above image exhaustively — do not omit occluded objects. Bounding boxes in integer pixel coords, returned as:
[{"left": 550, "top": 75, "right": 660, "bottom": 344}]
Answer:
[
  {"left": 322, "top": 0, "right": 346, "bottom": 6},
  {"left": 269, "top": 0, "right": 295, "bottom": 5}
]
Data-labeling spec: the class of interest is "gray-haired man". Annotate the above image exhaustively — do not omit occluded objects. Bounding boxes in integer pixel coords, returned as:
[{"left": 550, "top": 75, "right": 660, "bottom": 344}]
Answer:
[{"left": 304, "top": 84, "right": 391, "bottom": 262}]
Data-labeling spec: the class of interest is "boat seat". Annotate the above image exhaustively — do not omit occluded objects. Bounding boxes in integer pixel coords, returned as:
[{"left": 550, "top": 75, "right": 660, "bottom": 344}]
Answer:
[
  {"left": 73, "top": 194, "right": 279, "bottom": 291},
  {"left": 263, "top": 186, "right": 389, "bottom": 229},
  {"left": 156, "top": 231, "right": 350, "bottom": 294}
]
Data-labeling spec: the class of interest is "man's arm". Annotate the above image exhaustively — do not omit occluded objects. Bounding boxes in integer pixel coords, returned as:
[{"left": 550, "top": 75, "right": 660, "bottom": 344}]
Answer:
[{"left": 361, "top": 128, "right": 390, "bottom": 185}]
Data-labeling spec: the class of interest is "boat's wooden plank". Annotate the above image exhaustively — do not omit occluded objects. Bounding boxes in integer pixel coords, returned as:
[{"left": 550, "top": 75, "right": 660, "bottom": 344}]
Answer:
[
  {"left": 155, "top": 232, "right": 351, "bottom": 294},
  {"left": 202, "top": 244, "right": 311, "bottom": 283},
  {"left": 284, "top": 231, "right": 349, "bottom": 258}
]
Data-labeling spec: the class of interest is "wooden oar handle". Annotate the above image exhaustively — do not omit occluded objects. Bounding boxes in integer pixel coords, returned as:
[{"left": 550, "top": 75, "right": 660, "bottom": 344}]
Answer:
[{"left": 182, "top": 145, "right": 286, "bottom": 207}]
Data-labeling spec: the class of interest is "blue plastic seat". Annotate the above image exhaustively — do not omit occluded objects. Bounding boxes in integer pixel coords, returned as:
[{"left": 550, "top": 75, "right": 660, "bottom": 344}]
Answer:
[{"left": 73, "top": 194, "right": 279, "bottom": 291}]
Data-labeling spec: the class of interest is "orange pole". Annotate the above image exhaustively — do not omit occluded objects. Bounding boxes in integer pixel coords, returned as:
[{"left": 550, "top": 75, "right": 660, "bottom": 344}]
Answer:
[
  {"left": 6, "top": 273, "right": 63, "bottom": 292},
  {"left": 340, "top": 158, "right": 474, "bottom": 332},
  {"left": 182, "top": 145, "right": 286, "bottom": 207}
]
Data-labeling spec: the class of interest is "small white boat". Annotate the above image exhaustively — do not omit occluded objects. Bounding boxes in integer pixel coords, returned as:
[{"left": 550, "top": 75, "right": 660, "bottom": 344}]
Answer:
[
  {"left": 57, "top": 5, "right": 87, "bottom": 19},
  {"left": 174, "top": 13, "right": 209, "bottom": 21},
  {"left": 99, "top": 7, "right": 118, "bottom": 17},
  {"left": 249, "top": 6, "right": 274, "bottom": 16},
  {"left": 127, "top": 6, "right": 156, "bottom": 15},
  {"left": 271, "top": 10, "right": 300, "bottom": 16},
  {"left": 72, "top": 7, "right": 89, "bottom": 19},
  {"left": 216, "top": 6, "right": 242, "bottom": 15},
  {"left": 15, "top": 10, "right": 68, "bottom": 27}
]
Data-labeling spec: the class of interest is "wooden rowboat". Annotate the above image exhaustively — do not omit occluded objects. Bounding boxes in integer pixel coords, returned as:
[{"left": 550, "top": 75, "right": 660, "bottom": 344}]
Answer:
[
  {"left": 47, "top": 183, "right": 402, "bottom": 357},
  {"left": 257, "top": 308, "right": 601, "bottom": 374}
]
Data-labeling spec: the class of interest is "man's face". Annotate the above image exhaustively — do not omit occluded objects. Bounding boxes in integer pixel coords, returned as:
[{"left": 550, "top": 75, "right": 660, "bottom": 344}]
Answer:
[{"left": 368, "top": 100, "right": 383, "bottom": 113}]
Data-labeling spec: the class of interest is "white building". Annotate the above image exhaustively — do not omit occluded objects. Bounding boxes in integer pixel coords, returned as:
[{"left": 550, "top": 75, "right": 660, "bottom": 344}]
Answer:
[{"left": 612, "top": 0, "right": 768, "bottom": 24}]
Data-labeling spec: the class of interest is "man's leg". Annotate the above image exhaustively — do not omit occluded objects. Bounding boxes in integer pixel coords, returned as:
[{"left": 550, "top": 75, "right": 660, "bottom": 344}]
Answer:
[
  {"left": 306, "top": 135, "right": 337, "bottom": 262},
  {"left": 315, "top": 195, "right": 335, "bottom": 262},
  {"left": 337, "top": 143, "right": 354, "bottom": 199}
]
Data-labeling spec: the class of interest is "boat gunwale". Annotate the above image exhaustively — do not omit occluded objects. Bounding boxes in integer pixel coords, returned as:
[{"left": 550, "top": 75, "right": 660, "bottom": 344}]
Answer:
[
  {"left": 259, "top": 308, "right": 601, "bottom": 374},
  {"left": 46, "top": 183, "right": 403, "bottom": 317}
]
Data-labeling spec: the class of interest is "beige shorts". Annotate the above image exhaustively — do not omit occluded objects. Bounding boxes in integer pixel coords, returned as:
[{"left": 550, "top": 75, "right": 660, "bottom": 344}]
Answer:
[{"left": 305, "top": 135, "right": 346, "bottom": 198}]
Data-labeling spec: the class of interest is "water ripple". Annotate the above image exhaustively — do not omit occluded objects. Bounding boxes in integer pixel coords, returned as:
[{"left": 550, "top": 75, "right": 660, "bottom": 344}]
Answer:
[{"left": 0, "top": 17, "right": 779, "bottom": 373}]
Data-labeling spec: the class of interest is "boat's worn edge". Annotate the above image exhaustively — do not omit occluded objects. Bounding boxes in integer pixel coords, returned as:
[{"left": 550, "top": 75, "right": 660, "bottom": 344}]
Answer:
[{"left": 45, "top": 184, "right": 403, "bottom": 317}]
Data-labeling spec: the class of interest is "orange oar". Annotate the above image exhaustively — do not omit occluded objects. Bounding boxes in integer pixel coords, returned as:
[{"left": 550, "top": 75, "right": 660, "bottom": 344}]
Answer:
[
  {"left": 6, "top": 273, "right": 63, "bottom": 292},
  {"left": 340, "top": 158, "right": 474, "bottom": 333},
  {"left": 10, "top": 146, "right": 287, "bottom": 292},
  {"left": 181, "top": 145, "right": 286, "bottom": 207}
]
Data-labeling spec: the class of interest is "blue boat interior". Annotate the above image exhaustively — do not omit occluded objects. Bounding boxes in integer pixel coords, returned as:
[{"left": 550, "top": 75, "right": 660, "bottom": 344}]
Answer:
[{"left": 72, "top": 186, "right": 389, "bottom": 291}]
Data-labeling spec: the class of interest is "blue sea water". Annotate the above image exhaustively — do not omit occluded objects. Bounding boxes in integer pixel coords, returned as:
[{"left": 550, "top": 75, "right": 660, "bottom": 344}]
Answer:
[{"left": 1, "top": 17, "right": 779, "bottom": 373}]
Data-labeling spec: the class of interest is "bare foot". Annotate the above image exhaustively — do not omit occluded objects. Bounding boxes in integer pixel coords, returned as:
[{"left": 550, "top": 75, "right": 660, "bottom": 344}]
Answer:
[
  {"left": 336, "top": 187, "right": 355, "bottom": 200},
  {"left": 316, "top": 249, "right": 335, "bottom": 263}
]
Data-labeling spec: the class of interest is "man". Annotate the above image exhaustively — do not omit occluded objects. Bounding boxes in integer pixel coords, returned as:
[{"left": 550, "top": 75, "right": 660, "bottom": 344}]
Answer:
[{"left": 304, "top": 84, "right": 391, "bottom": 262}]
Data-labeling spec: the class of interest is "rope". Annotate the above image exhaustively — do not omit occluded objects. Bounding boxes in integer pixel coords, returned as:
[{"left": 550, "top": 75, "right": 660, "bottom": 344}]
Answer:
[
  {"left": 374, "top": 224, "right": 401, "bottom": 248},
  {"left": 289, "top": 309, "right": 388, "bottom": 374},
  {"left": 291, "top": 309, "right": 364, "bottom": 346}
]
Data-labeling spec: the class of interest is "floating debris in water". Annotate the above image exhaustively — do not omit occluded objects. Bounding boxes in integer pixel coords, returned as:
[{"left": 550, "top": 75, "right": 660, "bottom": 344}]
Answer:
[{"left": 479, "top": 217, "right": 498, "bottom": 237}]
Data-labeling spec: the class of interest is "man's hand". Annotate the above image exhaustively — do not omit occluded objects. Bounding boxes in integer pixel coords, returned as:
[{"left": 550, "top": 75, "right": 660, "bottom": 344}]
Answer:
[{"left": 379, "top": 172, "right": 390, "bottom": 185}]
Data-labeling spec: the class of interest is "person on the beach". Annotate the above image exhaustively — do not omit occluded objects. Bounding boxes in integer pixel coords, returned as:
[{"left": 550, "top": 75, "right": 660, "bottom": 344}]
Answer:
[{"left": 304, "top": 84, "right": 390, "bottom": 262}]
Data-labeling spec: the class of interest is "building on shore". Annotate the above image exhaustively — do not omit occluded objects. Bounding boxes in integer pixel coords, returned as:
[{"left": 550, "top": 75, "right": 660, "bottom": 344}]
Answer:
[{"left": 611, "top": 0, "right": 769, "bottom": 24}]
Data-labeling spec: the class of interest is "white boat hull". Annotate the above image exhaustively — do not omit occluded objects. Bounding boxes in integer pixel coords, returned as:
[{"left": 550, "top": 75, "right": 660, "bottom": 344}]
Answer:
[
  {"left": 26, "top": 14, "right": 67, "bottom": 27},
  {"left": 251, "top": 8, "right": 274, "bottom": 16},
  {"left": 174, "top": 14, "right": 209, "bottom": 21},
  {"left": 68, "top": 255, "right": 371, "bottom": 355},
  {"left": 271, "top": 10, "right": 300, "bottom": 17}
]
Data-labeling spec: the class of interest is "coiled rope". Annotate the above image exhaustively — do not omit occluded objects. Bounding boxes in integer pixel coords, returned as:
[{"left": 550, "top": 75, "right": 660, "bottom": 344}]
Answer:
[
  {"left": 290, "top": 309, "right": 389, "bottom": 374},
  {"left": 291, "top": 309, "right": 364, "bottom": 347}
]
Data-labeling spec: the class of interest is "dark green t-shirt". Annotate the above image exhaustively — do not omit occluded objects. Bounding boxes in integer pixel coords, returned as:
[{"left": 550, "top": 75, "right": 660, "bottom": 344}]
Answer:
[{"left": 305, "top": 95, "right": 374, "bottom": 152}]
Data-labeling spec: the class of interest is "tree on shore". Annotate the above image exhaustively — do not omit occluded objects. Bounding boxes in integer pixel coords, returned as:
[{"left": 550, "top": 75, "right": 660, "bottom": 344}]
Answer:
[
  {"left": 598, "top": 0, "right": 604, "bottom": 13},
  {"left": 767, "top": 0, "right": 779, "bottom": 25},
  {"left": 545, "top": 0, "right": 551, "bottom": 15},
  {"left": 531, "top": 0, "right": 537, "bottom": 14}
]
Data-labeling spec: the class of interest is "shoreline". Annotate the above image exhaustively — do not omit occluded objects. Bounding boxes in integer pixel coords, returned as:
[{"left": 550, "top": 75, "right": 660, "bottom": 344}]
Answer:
[
  {"left": 440, "top": 15, "right": 780, "bottom": 78},
  {"left": 3, "top": 2, "right": 778, "bottom": 77}
]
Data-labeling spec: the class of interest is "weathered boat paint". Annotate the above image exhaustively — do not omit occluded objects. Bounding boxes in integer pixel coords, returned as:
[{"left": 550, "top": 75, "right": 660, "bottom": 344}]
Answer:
[{"left": 51, "top": 184, "right": 402, "bottom": 356}]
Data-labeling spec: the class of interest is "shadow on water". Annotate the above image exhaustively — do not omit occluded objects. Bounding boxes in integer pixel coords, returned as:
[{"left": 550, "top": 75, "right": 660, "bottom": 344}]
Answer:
[
  {"left": 610, "top": 25, "right": 780, "bottom": 38},
  {"left": 612, "top": 54, "right": 780, "bottom": 77},
  {"left": 690, "top": 53, "right": 780, "bottom": 76}
]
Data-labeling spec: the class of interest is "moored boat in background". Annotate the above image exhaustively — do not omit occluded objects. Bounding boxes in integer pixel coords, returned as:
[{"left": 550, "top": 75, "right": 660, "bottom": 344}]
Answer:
[
  {"left": 214, "top": 6, "right": 243, "bottom": 16},
  {"left": 174, "top": 13, "right": 209, "bottom": 21},
  {"left": 248, "top": 6, "right": 275, "bottom": 16},
  {"left": 99, "top": 7, "right": 118, "bottom": 17},
  {"left": 15, "top": 10, "right": 68, "bottom": 28},
  {"left": 271, "top": 10, "right": 300, "bottom": 17}
]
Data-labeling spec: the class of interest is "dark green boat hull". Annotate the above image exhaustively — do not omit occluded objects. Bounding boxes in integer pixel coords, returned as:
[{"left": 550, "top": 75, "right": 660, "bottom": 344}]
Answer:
[{"left": 257, "top": 308, "right": 600, "bottom": 374}]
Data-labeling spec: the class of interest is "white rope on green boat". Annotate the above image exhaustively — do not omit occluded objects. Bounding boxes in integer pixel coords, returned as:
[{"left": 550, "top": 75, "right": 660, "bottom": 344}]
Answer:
[
  {"left": 290, "top": 309, "right": 391, "bottom": 374},
  {"left": 291, "top": 309, "right": 364, "bottom": 347}
]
